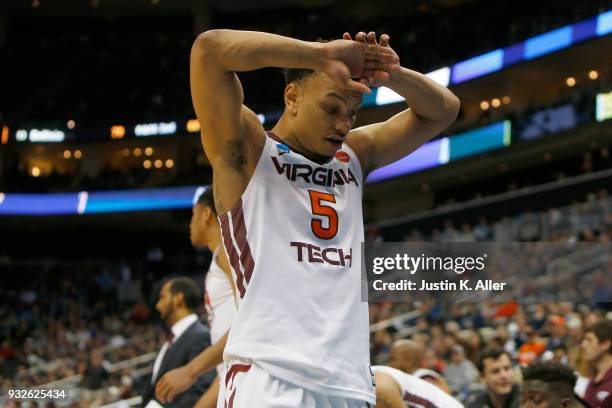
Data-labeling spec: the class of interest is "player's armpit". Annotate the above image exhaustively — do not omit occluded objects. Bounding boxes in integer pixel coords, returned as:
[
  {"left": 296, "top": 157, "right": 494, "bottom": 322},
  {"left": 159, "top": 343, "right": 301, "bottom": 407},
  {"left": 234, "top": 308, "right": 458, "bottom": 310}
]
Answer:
[
  {"left": 190, "top": 31, "right": 265, "bottom": 170},
  {"left": 374, "top": 372, "right": 406, "bottom": 408}
]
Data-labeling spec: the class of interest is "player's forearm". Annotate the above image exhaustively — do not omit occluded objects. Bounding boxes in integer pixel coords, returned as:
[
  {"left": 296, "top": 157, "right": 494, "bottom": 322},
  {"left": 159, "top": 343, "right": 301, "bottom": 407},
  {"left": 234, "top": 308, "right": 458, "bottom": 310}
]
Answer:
[
  {"left": 386, "top": 67, "right": 460, "bottom": 124},
  {"left": 193, "top": 29, "right": 326, "bottom": 73},
  {"left": 186, "top": 331, "right": 229, "bottom": 379}
]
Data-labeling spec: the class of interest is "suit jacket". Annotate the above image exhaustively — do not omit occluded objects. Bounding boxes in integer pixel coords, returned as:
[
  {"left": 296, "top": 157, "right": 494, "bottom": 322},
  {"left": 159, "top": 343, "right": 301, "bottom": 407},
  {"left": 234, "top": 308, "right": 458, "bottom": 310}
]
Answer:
[{"left": 142, "top": 320, "right": 216, "bottom": 408}]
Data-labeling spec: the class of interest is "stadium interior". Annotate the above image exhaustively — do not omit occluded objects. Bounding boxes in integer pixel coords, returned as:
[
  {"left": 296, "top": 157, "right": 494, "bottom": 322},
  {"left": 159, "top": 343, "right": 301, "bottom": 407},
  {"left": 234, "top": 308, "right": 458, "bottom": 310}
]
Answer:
[{"left": 1, "top": 0, "right": 611, "bottom": 406}]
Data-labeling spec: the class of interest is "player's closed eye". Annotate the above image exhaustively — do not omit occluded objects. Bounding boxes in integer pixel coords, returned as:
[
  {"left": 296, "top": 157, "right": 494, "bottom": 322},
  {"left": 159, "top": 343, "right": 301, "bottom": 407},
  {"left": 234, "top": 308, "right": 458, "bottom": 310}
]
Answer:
[{"left": 323, "top": 106, "right": 338, "bottom": 114}]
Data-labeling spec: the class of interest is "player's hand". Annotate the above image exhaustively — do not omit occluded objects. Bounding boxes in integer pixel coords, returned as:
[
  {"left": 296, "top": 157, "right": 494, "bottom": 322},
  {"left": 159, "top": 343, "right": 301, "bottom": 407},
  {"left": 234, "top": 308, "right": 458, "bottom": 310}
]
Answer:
[
  {"left": 343, "top": 31, "right": 400, "bottom": 88},
  {"left": 155, "top": 365, "right": 197, "bottom": 403},
  {"left": 321, "top": 37, "right": 399, "bottom": 94}
]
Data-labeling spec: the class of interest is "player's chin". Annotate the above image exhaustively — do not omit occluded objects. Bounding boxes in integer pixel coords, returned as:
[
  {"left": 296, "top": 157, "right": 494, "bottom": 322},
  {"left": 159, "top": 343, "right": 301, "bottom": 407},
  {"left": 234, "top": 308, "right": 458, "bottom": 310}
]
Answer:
[{"left": 324, "top": 139, "right": 343, "bottom": 153}]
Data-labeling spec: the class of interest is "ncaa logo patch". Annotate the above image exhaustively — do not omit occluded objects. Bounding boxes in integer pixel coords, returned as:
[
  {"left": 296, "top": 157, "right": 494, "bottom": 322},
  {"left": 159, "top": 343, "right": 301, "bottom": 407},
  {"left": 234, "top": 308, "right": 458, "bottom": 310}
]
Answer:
[
  {"left": 598, "top": 391, "right": 610, "bottom": 401},
  {"left": 335, "top": 150, "right": 350, "bottom": 163},
  {"left": 276, "top": 143, "right": 290, "bottom": 156}
]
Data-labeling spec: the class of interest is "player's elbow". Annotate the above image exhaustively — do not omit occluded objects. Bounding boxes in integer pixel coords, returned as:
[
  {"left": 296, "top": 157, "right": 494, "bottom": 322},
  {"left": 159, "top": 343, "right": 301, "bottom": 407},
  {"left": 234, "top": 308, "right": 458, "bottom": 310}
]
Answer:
[
  {"left": 443, "top": 94, "right": 461, "bottom": 125},
  {"left": 192, "top": 30, "right": 224, "bottom": 61}
]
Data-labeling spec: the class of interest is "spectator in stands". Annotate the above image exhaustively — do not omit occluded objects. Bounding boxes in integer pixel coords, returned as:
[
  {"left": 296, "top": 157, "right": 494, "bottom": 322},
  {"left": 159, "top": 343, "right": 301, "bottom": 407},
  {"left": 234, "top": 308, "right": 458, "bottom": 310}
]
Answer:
[
  {"left": 141, "top": 277, "right": 215, "bottom": 407},
  {"left": 467, "top": 348, "right": 519, "bottom": 408},
  {"left": 580, "top": 319, "right": 612, "bottom": 407},
  {"left": 517, "top": 326, "right": 547, "bottom": 366},
  {"left": 520, "top": 361, "right": 585, "bottom": 408},
  {"left": 444, "top": 345, "right": 479, "bottom": 398},
  {"left": 80, "top": 351, "right": 109, "bottom": 399},
  {"left": 547, "top": 315, "right": 569, "bottom": 351}
]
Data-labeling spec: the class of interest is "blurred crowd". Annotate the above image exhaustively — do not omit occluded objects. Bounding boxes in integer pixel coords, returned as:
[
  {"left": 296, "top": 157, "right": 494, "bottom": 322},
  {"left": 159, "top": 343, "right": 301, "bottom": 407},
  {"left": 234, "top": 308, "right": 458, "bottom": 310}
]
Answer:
[
  {"left": 0, "top": 185, "right": 610, "bottom": 406},
  {"left": 369, "top": 300, "right": 611, "bottom": 405},
  {"left": 0, "top": 257, "right": 208, "bottom": 406}
]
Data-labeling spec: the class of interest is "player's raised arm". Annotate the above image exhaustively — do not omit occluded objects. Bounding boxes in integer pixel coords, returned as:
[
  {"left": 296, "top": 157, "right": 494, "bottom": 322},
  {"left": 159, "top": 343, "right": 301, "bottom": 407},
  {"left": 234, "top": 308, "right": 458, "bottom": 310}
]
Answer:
[
  {"left": 345, "top": 32, "right": 461, "bottom": 175},
  {"left": 190, "top": 29, "right": 396, "bottom": 169}
]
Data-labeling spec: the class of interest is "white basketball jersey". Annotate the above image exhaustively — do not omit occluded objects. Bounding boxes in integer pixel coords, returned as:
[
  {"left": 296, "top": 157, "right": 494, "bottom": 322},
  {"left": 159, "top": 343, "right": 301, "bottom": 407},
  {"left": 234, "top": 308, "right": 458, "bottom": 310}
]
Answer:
[
  {"left": 218, "top": 132, "right": 374, "bottom": 403},
  {"left": 372, "top": 366, "right": 464, "bottom": 408},
  {"left": 204, "top": 246, "right": 237, "bottom": 376}
]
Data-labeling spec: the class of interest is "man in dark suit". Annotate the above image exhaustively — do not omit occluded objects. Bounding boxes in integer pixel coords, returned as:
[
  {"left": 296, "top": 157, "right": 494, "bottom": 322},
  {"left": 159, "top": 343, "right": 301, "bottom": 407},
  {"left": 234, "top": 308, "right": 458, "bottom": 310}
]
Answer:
[{"left": 142, "top": 277, "right": 216, "bottom": 407}]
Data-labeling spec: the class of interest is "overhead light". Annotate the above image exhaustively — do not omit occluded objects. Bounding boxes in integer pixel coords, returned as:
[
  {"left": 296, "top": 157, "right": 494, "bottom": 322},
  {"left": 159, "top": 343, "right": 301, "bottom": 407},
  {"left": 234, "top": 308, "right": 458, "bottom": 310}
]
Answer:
[
  {"left": 133, "top": 148, "right": 142, "bottom": 157},
  {"left": 74, "top": 150, "right": 82, "bottom": 159},
  {"left": 32, "top": 167, "right": 41, "bottom": 177},
  {"left": 154, "top": 159, "right": 163, "bottom": 169},
  {"left": 165, "top": 159, "right": 174, "bottom": 168},
  {"left": 63, "top": 150, "right": 72, "bottom": 159},
  {"left": 121, "top": 148, "right": 130, "bottom": 157},
  {"left": 111, "top": 125, "right": 126, "bottom": 140},
  {"left": 589, "top": 70, "right": 598, "bottom": 80},
  {"left": 186, "top": 119, "right": 200, "bottom": 133},
  {"left": 491, "top": 98, "right": 501, "bottom": 108},
  {"left": 1, "top": 126, "right": 8, "bottom": 145},
  {"left": 143, "top": 160, "right": 152, "bottom": 169},
  {"left": 502, "top": 96, "right": 511, "bottom": 105},
  {"left": 480, "top": 101, "right": 490, "bottom": 110},
  {"left": 566, "top": 77, "right": 576, "bottom": 87},
  {"left": 145, "top": 147, "right": 154, "bottom": 156},
  {"left": 67, "top": 120, "right": 76, "bottom": 129}
]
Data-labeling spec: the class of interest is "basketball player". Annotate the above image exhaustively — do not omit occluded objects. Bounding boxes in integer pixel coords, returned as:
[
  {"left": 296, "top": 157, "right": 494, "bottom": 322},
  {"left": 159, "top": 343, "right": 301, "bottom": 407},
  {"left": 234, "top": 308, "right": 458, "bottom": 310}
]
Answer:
[
  {"left": 372, "top": 365, "right": 464, "bottom": 408},
  {"left": 520, "top": 361, "right": 587, "bottom": 408},
  {"left": 155, "top": 187, "right": 237, "bottom": 407},
  {"left": 190, "top": 29, "right": 460, "bottom": 407}
]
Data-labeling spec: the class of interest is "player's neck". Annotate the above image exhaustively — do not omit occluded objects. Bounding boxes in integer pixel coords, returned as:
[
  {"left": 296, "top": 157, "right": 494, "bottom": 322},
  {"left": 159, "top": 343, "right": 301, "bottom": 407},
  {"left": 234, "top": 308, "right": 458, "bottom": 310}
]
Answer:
[
  {"left": 206, "top": 226, "right": 222, "bottom": 253},
  {"left": 595, "top": 354, "right": 612, "bottom": 381},
  {"left": 272, "top": 117, "right": 330, "bottom": 164}
]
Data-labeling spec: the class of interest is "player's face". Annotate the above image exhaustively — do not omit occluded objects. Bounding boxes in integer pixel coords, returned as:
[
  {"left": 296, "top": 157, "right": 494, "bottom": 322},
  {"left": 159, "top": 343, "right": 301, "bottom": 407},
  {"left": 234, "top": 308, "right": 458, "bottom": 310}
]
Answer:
[
  {"left": 296, "top": 74, "right": 363, "bottom": 158},
  {"left": 520, "top": 380, "right": 570, "bottom": 408},
  {"left": 190, "top": 204, "right": 208, "bottom": 248},
  {"left": 482, "top": 354, "right": 514, "bottom": 396},
  {"left": 581, "top": 332, "right": 609, "bottom": 363},
  {"left": 155, "top": 282, "right": 174, "bottom": 325}
]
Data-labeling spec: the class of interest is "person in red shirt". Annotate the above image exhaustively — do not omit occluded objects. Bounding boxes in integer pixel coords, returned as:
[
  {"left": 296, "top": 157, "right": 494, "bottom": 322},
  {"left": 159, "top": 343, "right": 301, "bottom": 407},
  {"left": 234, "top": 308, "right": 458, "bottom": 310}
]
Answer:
[
  {"left": 518, "top": 327, "right": 547, "bottom": 366},
  {"left": 581, "top": 320, "right": 612, "bottom": 408}
]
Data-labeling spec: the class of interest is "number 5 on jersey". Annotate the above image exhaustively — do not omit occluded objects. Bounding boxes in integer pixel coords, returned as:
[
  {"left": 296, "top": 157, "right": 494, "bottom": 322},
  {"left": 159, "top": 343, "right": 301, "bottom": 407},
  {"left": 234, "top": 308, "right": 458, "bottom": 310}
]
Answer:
[{"left": 308, "top": 190, "right": 338, "bottom": 240}]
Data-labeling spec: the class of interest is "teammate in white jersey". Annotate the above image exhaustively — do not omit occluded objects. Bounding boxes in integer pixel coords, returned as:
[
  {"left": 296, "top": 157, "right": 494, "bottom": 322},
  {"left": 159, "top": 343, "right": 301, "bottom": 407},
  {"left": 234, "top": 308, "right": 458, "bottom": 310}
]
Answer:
[
  {"left": 372, "top": 366, "right": 464, "bottom": 408},
  {"left": 155, "top": 187, "right": 237, "bottom": 407},
  {"left": 190, "top": 29, "right": 460, "bottom": 407}
]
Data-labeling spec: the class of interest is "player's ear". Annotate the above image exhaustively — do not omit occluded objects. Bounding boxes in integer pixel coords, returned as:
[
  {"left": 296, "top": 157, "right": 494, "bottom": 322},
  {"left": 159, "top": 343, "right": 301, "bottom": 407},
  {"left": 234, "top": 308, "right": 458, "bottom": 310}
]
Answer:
[
  {"left": 284, "top": 83, "right": 300, "bottom": 115},
  {"left": 202, "top": 206, "right": 213, "bottom": 221}
]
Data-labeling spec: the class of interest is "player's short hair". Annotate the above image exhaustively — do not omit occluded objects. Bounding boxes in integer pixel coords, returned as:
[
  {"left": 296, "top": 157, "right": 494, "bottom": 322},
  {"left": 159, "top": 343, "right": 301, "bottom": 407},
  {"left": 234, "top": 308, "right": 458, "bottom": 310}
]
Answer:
[
  {"left": 283, "top": 68, "right": 317, "bottom": 86},
  {"left": 196, "top": 186, "right": 216, "bottom": 215},
  {"left": 476, "top": 347, "right": 511, "bottom": 373},
  {"left": 284, "top": 39, "right": 328, "bottom": 86},
  {"left": 586, "top": 319, "right": 612, "bottom": 353},
  {"left": 167, "top": 277, "right": 201, "bottom": 312},
  {"left": 522, "top": 361, "right": 576, "bottom": 393}
]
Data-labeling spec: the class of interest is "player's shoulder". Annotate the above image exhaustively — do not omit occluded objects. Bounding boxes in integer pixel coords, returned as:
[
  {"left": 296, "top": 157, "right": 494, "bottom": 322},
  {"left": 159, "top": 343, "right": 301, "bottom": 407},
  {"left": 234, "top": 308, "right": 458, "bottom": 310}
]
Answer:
[{"left": 373, "top": 370, "right": 401, "bottom": 393}]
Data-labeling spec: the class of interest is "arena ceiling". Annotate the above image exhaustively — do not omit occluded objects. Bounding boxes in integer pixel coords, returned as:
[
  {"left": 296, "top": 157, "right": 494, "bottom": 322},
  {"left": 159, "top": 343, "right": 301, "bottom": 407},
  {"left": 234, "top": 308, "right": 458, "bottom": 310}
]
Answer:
[{"left": 0, "top": 0, "right": 473, "bottom": 17}]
